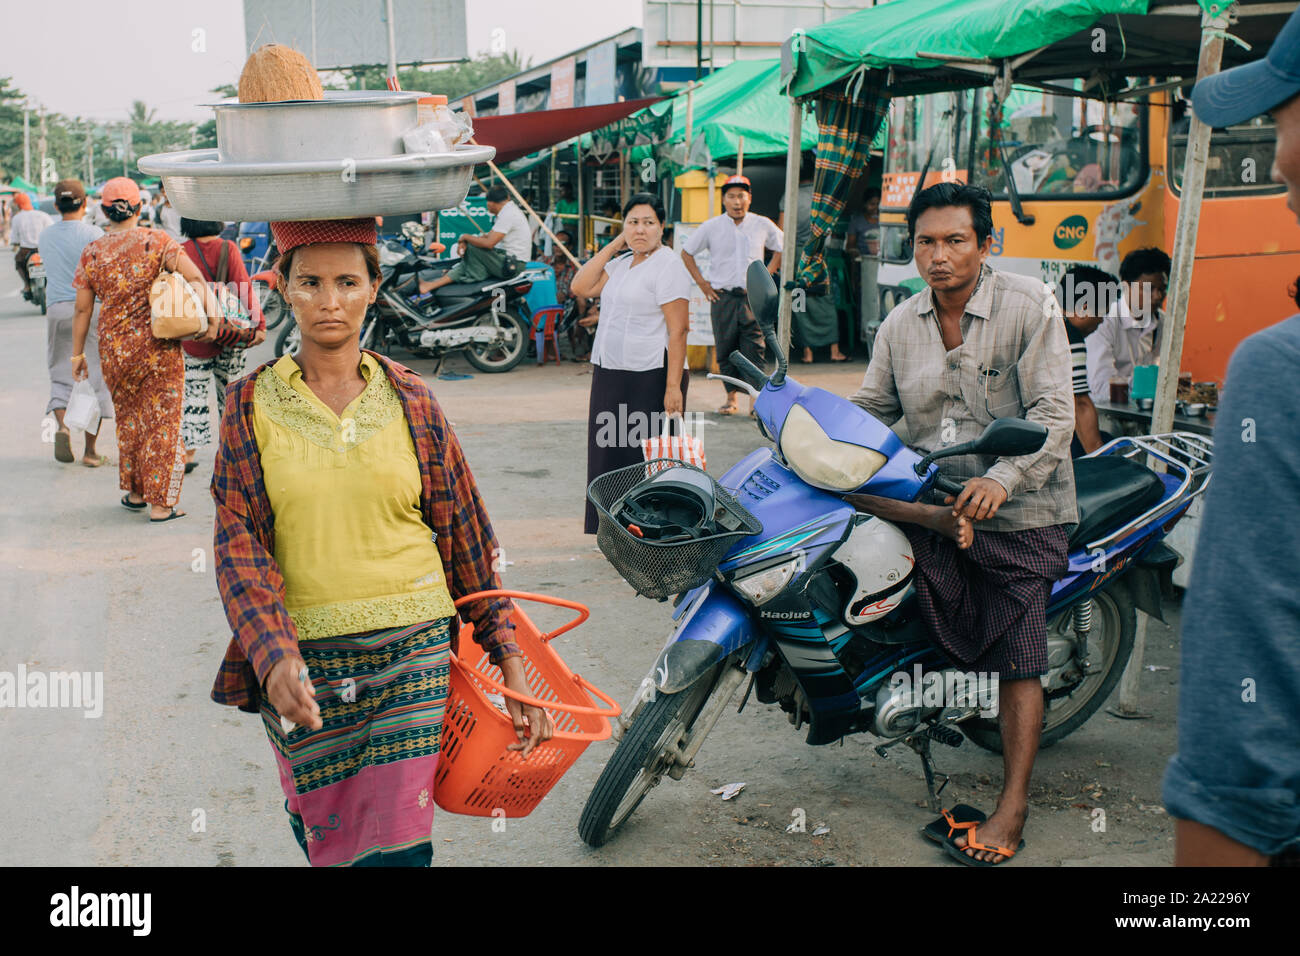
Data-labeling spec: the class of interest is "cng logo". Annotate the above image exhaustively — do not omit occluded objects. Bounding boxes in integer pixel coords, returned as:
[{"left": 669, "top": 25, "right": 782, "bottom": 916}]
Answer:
[{"left": 1053, "top": 215, "right": 1089, "bottom": 249}]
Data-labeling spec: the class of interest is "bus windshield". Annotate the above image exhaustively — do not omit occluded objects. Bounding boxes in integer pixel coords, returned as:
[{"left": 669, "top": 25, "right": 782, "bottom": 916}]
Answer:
[{"left": 882, "top": 84, "right": 1146, "bottom": 208}]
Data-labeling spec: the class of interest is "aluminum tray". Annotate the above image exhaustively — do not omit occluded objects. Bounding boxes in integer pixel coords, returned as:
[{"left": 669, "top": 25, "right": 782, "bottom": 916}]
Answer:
[
  {"left": 204, "top": 91, "right": 425, "bottom": 162},
  {"left": 136, "top": 145, "right": 495, "bottom": 221}
]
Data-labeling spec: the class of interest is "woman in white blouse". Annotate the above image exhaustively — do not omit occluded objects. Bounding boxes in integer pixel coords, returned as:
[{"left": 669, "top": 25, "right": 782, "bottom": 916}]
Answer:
[{"left": 572, "top": 193, "right": 691, "bottom": 533}]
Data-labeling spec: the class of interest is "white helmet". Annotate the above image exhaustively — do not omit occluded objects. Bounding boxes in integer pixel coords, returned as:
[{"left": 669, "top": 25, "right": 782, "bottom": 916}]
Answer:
[{"left": 831, "top": 515, "right": 916, "bottom": 624}]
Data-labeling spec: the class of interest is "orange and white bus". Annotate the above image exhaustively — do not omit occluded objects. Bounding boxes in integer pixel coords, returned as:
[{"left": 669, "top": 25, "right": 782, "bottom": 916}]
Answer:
[{"left": 875, "top": 83, "right": 1299, "bottom": 383}]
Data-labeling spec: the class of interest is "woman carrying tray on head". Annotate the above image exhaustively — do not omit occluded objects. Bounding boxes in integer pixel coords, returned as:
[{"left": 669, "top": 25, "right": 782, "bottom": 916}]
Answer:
[{"left": 209, "top": 217, "right": 552, "bottom": 866}]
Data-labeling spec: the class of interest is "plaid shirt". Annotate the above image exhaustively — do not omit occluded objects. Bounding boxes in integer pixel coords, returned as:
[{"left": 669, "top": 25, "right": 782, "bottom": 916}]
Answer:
[
  {"left": 850, "top": 264, "right": 1078, "bottom": 532},
  {"left": 210, "top": 349, "right": 519, "bottom": 712}
]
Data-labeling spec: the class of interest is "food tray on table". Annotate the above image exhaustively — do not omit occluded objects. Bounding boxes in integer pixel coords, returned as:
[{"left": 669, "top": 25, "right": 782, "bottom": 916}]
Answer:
[{"left": 137, "top": 90, "right": 493, "bottom": 221}]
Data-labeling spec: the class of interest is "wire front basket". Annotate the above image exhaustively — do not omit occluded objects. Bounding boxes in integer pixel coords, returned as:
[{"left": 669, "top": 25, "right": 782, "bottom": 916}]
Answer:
[{"left": 587, "top": 459, "right": 762, "bottom": 600}]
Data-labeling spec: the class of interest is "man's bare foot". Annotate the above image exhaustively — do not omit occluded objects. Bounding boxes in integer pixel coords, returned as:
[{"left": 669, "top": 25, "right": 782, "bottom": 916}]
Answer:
[
  {"left": 717, "top": 400, "right": 740, "bottom": 415},
  {"left": 830, "top": 346, "right": 848, "bottom": 362},
  {"left": 921, "top": 505, "right": 973, "bottom": 549},
  {"left": 953, "top": 803, "right": 1027, "bottom": 864},
  {"left": 801, "top": 347, "right": 813, "bottom": 364}
]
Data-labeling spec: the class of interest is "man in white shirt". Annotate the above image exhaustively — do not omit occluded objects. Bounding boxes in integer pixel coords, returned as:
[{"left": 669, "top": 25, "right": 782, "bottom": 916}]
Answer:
[
  {"left": 9, "top": 192, "right": 54, "bottom": 302},
  {"left": 417, "top": 185, "right": 531, "bottom": 296},
  {"left": 681, "top": 175, "right": 783, "bottom": 414},
  {"left": 1085, "top": 246, "right": 1169, "bottom": 403}
]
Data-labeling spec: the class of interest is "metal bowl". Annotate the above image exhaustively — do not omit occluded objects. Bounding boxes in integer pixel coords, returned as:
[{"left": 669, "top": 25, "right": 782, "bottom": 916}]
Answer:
[
  {"left": 137, "top": 145, "right": 495, "bottom": 221},
  {"left": 1183, "top": 402, "right": 1207, "bottom": 417},
  {"left": 205, "top": 90, "right": 426, "bottom": 162},
  {"left": 1135, "top": 397, "right": 1154, "bottom": 411}
]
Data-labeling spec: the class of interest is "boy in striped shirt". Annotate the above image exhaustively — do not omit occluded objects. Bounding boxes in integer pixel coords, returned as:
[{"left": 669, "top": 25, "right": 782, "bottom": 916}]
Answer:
[{"left": 1056, "top": 265, "right": 1118, "bottom": 455}]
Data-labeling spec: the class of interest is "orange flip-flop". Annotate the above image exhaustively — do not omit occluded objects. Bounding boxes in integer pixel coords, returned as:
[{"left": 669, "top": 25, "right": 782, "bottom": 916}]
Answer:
[
  {"left": 943, "top": 823, "right": 1025, "bottom": 866},
  {"left": 921, "top": 804, "right": 986, "bottom": 845}
]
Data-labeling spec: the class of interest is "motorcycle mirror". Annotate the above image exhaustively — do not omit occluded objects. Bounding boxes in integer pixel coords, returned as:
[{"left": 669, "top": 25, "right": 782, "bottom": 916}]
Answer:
[
  {"left": 913, "top": 417, "right": 1048, "bottom": 475},
  {"left": 745, "top": 260, "right": 779, "bottom": 334},
  {"left": 972, "top": 418, "right": 1048, "bottom": 457}
]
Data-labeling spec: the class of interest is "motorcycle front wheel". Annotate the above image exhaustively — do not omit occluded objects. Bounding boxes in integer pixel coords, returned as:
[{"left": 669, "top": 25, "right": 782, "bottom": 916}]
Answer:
[
  {"left": 578, "top": 663, "right": 726, "bottom": 848},
  {"left": 463, "top": 304, "right": 530, "bottom": 373},
  {"left": 962, "top": 585, "right": 1136, "bottom": 753},
  {"left": 256, "top": 281, "right": 288, "bottom": 331},
  {"left": 275, "top": 318, "right": 300, "bottom": 358}
]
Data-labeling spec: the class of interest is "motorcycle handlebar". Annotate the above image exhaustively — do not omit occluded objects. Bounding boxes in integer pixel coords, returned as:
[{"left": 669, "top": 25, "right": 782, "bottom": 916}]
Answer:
[
  {"left": 932, "top": 474, "right": 966, "bottom": 497},
  {"left": 728, "top": 352, "right": 768, "bottom": 390}
]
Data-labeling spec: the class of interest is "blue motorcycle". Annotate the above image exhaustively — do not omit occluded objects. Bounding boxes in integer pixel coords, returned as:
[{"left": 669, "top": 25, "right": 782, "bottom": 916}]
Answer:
[{"left": 577, "top": 262, "right": 1213, "bottom": 847}]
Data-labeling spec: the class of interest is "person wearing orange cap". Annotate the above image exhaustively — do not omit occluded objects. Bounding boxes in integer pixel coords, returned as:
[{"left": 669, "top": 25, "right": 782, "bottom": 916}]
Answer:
[
  {"left": 70, "top": 176, "right": 224, "bottom": 521},
  {"left": 680, "top": 173, "right": 783, "bottom": 414},
  {"left": 10, "top": 191, "right": 53, "bottom": 302},
  {"left": 209, "top": 216, "right": 553, "bottom": 866}
]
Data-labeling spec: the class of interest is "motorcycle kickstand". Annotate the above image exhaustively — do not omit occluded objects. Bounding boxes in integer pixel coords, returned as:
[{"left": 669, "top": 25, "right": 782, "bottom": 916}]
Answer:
[{"left": 872, "top": 730, "right": 951, "bottom": 813}]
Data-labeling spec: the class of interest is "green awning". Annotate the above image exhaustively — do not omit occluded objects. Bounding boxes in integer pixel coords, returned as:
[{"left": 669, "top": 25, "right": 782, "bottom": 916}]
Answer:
[
  {"left": 586, "top": 59, "right": 849, "bottom": 164},
  {"left": 6, "top": 175, "right": 40, "bottom": 193},
  {"left": 783, "top": 0, "right": 1290, "bottom": 100}
]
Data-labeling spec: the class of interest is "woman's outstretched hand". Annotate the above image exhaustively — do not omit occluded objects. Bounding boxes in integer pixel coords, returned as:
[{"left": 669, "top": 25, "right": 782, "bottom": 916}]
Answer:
[
  {"left": 266, "top": 655, "right": 322, "bottom": 731},
  {"left": 498, "top": 656, "right": 554, "bottom": 758}
]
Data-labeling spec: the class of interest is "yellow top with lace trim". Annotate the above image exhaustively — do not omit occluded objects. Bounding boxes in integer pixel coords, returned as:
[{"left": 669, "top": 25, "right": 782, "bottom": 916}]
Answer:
[{"left": 252, "top": 352, "right": 455, "bottom": 640}]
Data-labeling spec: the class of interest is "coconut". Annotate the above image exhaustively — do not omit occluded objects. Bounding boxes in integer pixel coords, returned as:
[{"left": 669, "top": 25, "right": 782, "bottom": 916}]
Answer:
[{"left": 238, "top": 44, "right": 324, "bottom": 103}]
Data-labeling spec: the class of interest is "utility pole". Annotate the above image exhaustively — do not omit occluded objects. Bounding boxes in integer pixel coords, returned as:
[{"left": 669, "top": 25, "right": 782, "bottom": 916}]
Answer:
[
  {"left": 23, "top": 102, "right": 31, "bottom": 182},
  {"left": 86, "top": 120, "right": 94, "bottom": 185},
  {"left": 122, "top": 122, "right": 132, "bottom": 177},
  {"left": 38, "top": 106, "right": 48, "bottom": 188},
  {"left": 384, "top": 0, "right": 398, "bottom": 79}
]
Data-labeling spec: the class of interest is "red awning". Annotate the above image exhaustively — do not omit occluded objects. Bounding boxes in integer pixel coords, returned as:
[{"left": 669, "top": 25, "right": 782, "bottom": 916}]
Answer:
[{"left": 472, "top": 97, "right": 663, "bottom": 165}]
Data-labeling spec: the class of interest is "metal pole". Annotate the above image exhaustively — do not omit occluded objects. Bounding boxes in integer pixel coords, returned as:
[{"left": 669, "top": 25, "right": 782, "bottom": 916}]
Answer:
[
  {"left": 684, "top": 83, "right": 695, "bottom": 158},
  {"left": 38, "top": 107, "right": 48, "bottom": 188},
  {"left": 576, "top": 140, "right": 586, "bottom": 253},
  {"left": 86, "top": 120, "right": 94, "bottom": 185},
  {"left": 385, "top": 0, "right": 398, "bottom": 80},
  {"left": 1116, "top": 8, "right": 1228, "bottom": 718},
  {"left": 706, "top": 145, "right": 716, "bottom": 216},
  {"left": 23, "top": 104, "right": 30, "bottom": 182},
  {"left": 776, "top": 97, "right": 802, "bottom": 354},
  {"left": 696, "top": 0, "right": 703, "bottom": 79}
]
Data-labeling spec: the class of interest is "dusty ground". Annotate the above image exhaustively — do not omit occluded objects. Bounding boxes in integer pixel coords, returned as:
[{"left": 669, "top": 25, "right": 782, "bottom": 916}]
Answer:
[{"left": 0, "top": 269, "right": 1181, "bottom": 866}]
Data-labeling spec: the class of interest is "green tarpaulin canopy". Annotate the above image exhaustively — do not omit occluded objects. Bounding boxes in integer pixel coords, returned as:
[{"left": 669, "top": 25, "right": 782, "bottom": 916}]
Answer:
[
  {"left": 586, "top": 59, "right": 872, "bottom": 164},
  {"left": 783, "top": 0, "right": 1285, "bottom": 100},
  {"left": 5, "top": 175, "right": 40, "bottom": 194}
]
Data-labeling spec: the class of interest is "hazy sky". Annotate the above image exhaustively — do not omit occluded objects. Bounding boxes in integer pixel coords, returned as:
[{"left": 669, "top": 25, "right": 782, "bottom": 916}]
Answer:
[{"left": 8, "top": 0, "right": 643, "bottom": 124}]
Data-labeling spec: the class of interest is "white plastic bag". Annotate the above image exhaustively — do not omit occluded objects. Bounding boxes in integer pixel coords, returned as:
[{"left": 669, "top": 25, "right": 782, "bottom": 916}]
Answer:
[
  {"left": 402, "top": 122, "right": 450, "bottom": 155},
  {"left": 65, "top": 378, "right": 101, "bottom": 434}
]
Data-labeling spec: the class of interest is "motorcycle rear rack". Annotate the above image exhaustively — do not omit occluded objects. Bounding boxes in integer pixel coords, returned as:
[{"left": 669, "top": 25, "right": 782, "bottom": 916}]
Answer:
[{"left": 1082, "top": 432, "right": 1213, "bottom": 552}]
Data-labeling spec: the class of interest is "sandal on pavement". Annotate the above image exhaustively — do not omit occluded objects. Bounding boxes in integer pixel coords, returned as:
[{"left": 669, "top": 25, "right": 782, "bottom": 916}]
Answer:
[
  {"left": 716, "top": 404, "right": 741, "bottom": 415},
  {"left": 943, "top": 824, "right": 1025, "bottom": 866},
  {"left": 83, "top": 454, "right": 111, "bottom": 468},
  {"left": 121, "top": 494, "right": 147, "bottom": 511},
  {"left": 55, "top": 429, "right": 74, "bottom": 463},
  {"left": 921, "top": 805, "right": 987, "bottom": 845},
  {"left": 184, "top": 460, "right": 199, "bottom": 474},
  {"left": 150, "top": 508, "right": 187, "bottom": 523}
]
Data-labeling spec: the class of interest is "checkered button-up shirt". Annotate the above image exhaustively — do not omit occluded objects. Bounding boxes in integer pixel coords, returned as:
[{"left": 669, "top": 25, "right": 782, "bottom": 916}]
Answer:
[
  {"left": 210, "top": 350, "right": 519, "bottom": 712},
  {"left": 849, "top": 264, "right": 1078, "bottom": 532}
]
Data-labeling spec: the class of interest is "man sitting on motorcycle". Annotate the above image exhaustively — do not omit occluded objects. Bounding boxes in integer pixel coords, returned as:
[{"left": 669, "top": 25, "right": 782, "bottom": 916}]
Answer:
[
  {"left": 415, "top": 185, "right": 532, "bottom": 298},
  {"left": 844, "top": 182, "right": 1077, "bottom": 866}
]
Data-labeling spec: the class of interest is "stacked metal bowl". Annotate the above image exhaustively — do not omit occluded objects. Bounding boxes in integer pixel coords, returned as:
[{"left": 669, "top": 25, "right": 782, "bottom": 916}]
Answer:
[{"left": 137, "top": 91, "right": 494, "bottom": 221}]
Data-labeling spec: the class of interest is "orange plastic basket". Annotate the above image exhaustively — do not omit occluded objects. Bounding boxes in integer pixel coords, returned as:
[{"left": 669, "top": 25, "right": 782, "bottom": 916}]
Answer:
[{"left": 435, "top": 590, "right": 621, "bottom": 817}]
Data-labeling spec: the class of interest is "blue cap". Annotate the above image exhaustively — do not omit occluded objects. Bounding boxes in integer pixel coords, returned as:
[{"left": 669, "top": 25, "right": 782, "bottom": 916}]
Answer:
[{"left": 1192, "top": 6, "right": 1300, "bottom": 127}]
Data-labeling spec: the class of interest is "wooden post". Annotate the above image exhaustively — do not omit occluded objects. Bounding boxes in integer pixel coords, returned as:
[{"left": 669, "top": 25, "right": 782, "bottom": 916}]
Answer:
[
  {"left": 737, "top": 135, "right": 744, "bottom": 177},
  {"left": 1116, "top": 9, "right": 1227, "bottom": 717},
  {"left": 776, "top": 98, "right": 802, "bottom": 355}
]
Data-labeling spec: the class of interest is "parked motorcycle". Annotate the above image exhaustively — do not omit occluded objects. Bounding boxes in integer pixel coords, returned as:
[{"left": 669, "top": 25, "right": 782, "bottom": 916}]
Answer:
[
  {"left": 269, "top": 226, "right": 537, "bottom": 373},
  {"left": 27, "top": 252, "right": 46, "bottom": 314},
  {"left": 577, "top": 261, "right": 1213, "bottom": 847}
]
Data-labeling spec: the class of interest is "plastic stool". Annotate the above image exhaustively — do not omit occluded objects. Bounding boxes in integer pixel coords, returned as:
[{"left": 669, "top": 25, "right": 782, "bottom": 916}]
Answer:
[{"left": 532, "top": 305, "right": 563, "bottom": 366}]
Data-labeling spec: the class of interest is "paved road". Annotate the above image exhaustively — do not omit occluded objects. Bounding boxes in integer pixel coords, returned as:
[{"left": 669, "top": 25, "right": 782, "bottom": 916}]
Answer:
[{"left": 0, "top": 263, "right": 1184, "bottom": 866}]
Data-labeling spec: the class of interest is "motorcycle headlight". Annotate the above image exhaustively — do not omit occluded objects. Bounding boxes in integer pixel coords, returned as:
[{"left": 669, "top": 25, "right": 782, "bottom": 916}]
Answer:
[
  {"left": 732, "top": 557, "right": 802, "bottom": 606},
  {"left": 779, "top": 403, "right": 887, "bottom": 492}
]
